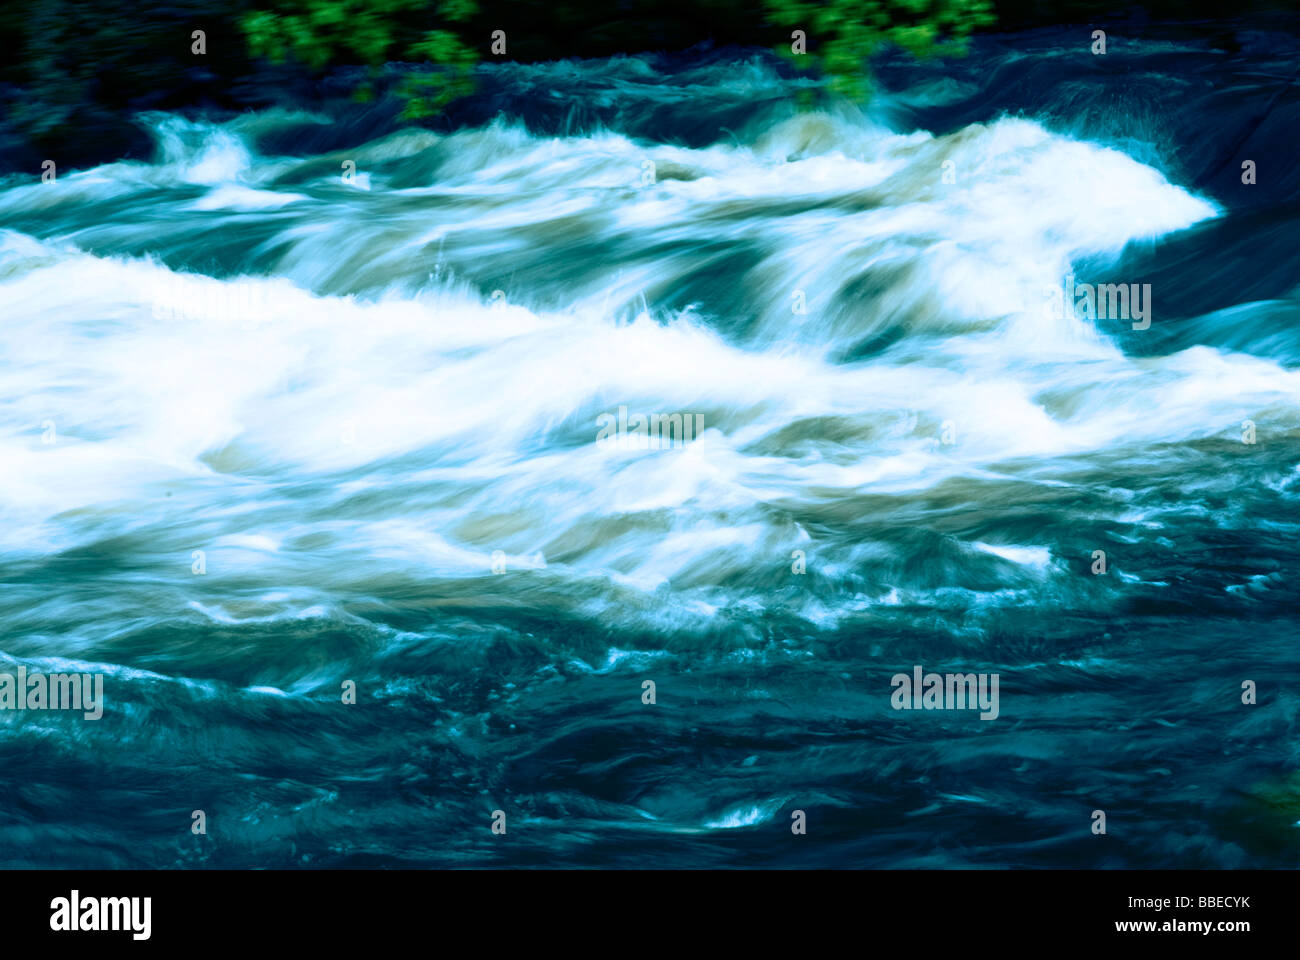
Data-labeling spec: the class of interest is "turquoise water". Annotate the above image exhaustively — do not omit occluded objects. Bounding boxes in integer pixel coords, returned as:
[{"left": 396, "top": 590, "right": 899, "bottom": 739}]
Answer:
[{"left": 1, "top": 25, "right": 1298, "bottom": 867}]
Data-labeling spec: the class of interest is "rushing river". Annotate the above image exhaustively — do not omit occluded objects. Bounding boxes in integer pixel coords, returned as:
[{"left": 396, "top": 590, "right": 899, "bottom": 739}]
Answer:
[{"left": 1, "top": 23, "right": 1298, "bottom": 868}]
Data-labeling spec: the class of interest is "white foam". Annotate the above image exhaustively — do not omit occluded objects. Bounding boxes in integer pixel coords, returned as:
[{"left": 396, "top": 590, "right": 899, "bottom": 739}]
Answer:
[{"left": 0, "top": 110, "right": 1292, "bottom": 631}]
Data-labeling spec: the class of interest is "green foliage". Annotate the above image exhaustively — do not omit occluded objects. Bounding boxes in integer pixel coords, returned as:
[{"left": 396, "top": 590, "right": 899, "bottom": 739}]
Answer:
[
  {"left": 765, "top": 0, "right": 997, "bottom": 100},
  {"left": 399, "top": 30, "right": 477, "bottom": 118},
  {"left": 0, "top": 0, "right": 1012, "bottom": 171},
  {"left": 238, "top": 0, "right": 481, "bottom": 115}
]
